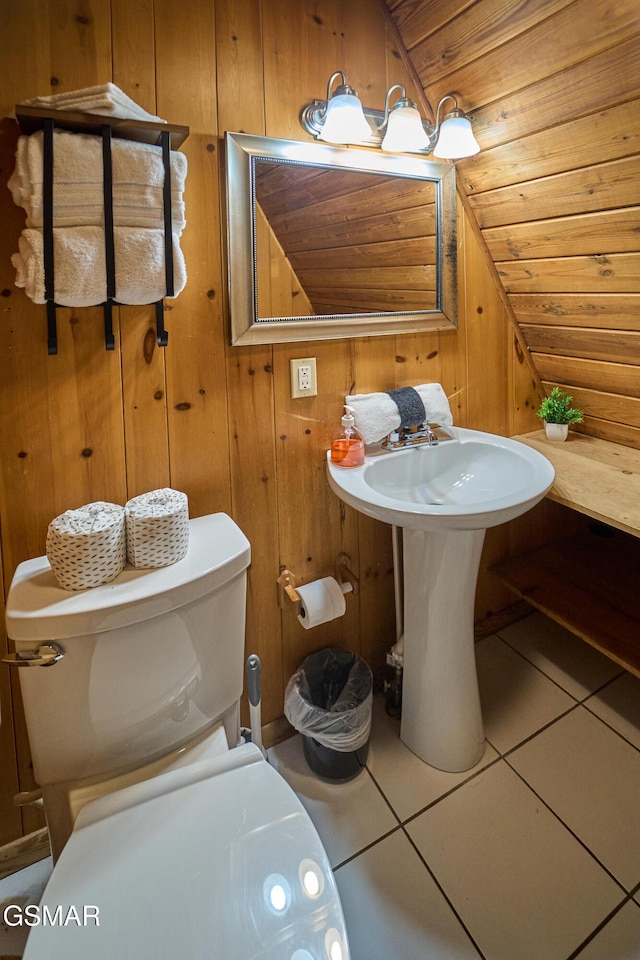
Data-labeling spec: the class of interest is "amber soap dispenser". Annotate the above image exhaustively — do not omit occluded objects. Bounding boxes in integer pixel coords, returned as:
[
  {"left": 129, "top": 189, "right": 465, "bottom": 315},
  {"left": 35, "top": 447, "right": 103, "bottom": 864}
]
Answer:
[{"left": 330, "top": 405, "right": 365, "bottom": 468}]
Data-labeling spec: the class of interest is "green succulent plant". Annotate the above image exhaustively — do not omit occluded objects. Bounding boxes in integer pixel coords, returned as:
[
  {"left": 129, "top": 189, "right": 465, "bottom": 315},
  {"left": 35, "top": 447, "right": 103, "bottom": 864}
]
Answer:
[{"left": 537, "top": 387, "right": 584, "bottom": 425}]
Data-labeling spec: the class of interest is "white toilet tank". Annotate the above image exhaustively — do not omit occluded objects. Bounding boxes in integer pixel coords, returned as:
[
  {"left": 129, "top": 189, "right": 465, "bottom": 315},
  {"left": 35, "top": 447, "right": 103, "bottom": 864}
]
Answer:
[{"left": 5, "top": 513, "right": 251, "bottom": 790}]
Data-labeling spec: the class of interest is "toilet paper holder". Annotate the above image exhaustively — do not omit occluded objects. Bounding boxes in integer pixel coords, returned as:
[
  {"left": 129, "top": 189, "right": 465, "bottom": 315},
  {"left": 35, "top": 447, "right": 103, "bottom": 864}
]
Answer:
[
  {"left": 277, "top": 553, "right": 359, "bottom": 614},
  {"left": 335, "top": 553, "right": 359, "bottom": 595},
  {"left": 277, "top": 568, "right": 302, "bottom": 616}
]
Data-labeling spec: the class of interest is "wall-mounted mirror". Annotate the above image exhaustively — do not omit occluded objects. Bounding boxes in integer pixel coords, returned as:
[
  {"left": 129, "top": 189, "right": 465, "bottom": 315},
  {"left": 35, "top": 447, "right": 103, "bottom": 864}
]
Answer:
[{"left": 225, "top": 132, "right": 457, "bottom": 346}]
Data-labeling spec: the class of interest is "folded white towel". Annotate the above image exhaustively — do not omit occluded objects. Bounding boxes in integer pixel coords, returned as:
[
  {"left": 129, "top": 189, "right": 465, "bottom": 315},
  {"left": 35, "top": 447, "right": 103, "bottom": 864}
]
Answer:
[
  {"left": 8, "top": 130, "right": 187, "bottom": 232},
  {"left": 19, "top": 83, "right": 165, "bottom": 123},
  {"left": 346, "top": 383, "right": 454, "bottom": 445},
  {"left": 12, "top": 226, "right": 186, "bottom": 307}
]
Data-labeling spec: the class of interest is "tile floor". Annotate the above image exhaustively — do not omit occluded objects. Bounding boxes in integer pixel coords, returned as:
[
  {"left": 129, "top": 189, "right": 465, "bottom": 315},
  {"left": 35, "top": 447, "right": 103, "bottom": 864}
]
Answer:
[
  {"left": 1, "top": 612, "right": 639, "bottom": 959},
  {"left": 269, "top": 612, "right": 640, "bottom": 960}
]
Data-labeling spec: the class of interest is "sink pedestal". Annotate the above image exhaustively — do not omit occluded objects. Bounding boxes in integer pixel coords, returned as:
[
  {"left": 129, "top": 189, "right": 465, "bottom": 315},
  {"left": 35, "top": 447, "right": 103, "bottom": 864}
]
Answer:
[
  {"left": 400, "top": 527, "right": 486, "bottom": 772},
  {"left": 326, "top": 428, "right": 555, "bottom": 771}
]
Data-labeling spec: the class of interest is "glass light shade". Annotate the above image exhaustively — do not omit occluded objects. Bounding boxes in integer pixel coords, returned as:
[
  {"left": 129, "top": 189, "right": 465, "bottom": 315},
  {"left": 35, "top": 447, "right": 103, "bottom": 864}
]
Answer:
[
  {"left": 433, "top": 115, "right": 480, "bottom": 160},
  {"left": 381, "top": 104, "right": 430, "bottom": 153},
  {"left": 318, "top": 93, "right": 371, "bottom": 144}
]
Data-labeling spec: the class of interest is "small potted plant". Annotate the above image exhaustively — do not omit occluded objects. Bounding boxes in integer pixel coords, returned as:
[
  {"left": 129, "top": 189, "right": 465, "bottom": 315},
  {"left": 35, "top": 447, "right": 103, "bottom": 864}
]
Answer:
[{"left": 536, "top": 386, "right": 583, "bottom": 441}]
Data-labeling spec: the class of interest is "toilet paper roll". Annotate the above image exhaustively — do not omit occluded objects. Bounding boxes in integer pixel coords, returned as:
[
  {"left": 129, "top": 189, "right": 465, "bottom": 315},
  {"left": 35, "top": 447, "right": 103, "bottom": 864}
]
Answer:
[
  {"left": 46, "top": 501, "right": 126, "bottom": 590},
  {"left": 297, "top": 577, "right": 348, "bottom": 630},
  {"left": 125, "top": 487, "right": 189, "bottom": 568}
]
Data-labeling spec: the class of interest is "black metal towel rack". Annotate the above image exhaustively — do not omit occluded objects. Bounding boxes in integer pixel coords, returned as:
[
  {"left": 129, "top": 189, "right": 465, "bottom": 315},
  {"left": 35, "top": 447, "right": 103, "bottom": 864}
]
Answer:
[{"left": 15, "top": 105, "right": 189, "bottom": 355}]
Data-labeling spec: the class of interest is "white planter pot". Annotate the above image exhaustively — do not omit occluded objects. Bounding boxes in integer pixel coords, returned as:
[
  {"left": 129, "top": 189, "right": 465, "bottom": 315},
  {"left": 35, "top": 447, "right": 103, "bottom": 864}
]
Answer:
[{"left": 544, "top": 422, "right": 569, "bottom": 441}]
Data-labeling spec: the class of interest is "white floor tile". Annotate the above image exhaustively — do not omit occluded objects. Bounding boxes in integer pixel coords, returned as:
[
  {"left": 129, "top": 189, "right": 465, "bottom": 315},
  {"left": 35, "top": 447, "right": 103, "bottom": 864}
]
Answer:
[
  {"left": 268, "top": 733, "right": 397, "bottom": 868},
  {"left": 509, "top": 707, "right": 640, "bottom": 891},
  {"left": 367, "top": 695, "right": 499, "bottom": 822},
  {"left": 573, "top": 901, "right": 640, "bottom": 959},
  {"left": 586, "top": 672, "right": 640, "bottom": 750},
  {"left": 0, "top": 856, "right": 52, "bottom": 958},
  {"left": 335, "top": 830, "right": 481, "bottom": 960},
  {"left": 406, "top": 761, "right": 622, "bottom": 960},
  {"left": 496, "top": 612, "right": 623, "bottom": 700},
  {"left": 476, "top": 634, "right": 575, "bottom": 754}
]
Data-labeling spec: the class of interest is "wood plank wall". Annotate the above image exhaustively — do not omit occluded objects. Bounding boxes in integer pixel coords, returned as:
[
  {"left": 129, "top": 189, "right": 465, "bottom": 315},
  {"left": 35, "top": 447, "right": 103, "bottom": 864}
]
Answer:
[
  {"left": 385, "top": 0, "right": 640, "bottom": 448},
  {"left": 0, "top": 0, "right": 546, "bottom": 846}
]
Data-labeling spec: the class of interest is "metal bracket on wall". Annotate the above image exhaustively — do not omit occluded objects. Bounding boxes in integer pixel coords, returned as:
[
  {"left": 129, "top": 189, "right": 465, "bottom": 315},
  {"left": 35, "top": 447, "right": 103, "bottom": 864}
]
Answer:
[{"left": 15, "top": 106, "right": 189, "bottom": 354}]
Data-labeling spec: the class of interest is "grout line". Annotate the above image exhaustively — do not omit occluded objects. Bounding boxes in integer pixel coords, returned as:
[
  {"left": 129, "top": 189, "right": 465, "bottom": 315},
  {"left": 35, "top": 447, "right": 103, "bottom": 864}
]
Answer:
[
  {"left": 400, "top": 825, "right": 487, "bottom": 960},
  {"left": 499, "top": 702, "right": 581, "bottom": 761},
  {"left": 581, "top": 700, "right": 640, "bottom": 755},
  {"left": 399, "top": 753, "right": 503, "bottom": 828},
  {"left": 332, "top": 823, "right": 403, "bottom": 872},
  {"left": 364, "top": 761, "right": 404, "bottom": 827},
  {"left": 504, "top": 755, "right": 629, "bottom": 897},
  {"left": 491, "top": 629, "right": 628, "bottom": 712},
  {"left": 564, "top": 894, "right": 633, "bottom": 960},
  {"left": 489, "top": 632, "right": 585, "bottom": 704},
  {"left": 583, "top": 670, "right": 627, "bottom": 702}
]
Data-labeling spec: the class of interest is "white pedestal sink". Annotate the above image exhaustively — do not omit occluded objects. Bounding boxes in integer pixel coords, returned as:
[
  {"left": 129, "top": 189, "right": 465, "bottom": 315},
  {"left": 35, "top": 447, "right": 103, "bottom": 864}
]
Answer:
[{"left": 327, "top": 427, "right": 554, "bottom": 772}]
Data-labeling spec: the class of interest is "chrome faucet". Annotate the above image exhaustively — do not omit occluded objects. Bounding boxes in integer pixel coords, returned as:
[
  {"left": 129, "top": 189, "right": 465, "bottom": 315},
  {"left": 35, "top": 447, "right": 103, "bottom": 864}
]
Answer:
[{"left": 381, "top": 423, "right": 456, "bottom": 450}]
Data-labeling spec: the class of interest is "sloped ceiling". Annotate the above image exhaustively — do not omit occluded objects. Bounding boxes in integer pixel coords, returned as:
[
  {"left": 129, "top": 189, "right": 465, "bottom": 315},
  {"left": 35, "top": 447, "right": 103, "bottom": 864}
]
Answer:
[{"left": 384, "top": 0, "right": 640, "bottom": 449}]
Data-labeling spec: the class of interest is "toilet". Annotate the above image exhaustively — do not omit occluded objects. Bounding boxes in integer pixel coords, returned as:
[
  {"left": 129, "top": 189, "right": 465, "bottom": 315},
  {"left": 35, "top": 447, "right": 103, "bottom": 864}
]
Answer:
[{"left": 5, "top": 513, "right": 350, "bottom": 960}]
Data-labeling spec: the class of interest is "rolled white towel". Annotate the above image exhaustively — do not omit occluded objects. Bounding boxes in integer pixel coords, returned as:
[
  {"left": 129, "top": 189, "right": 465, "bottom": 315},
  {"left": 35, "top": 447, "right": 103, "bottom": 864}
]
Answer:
[
  {"left": 11, "top": 226, "right": 187, "bottom": 306},
  {"left": 46, "top": 501, "right": 126, "bottom": 591},
  {"left": 346, "top": 383, "right": 454, "bottom": 445},
  {"left": 19, "top": 83, "right": 165, "bottom": 123},
  {"left": 8, "top": 131, "right": 187, "bottom": 232},
  {"left": 125, "top": 488, "right": 189, "bottom": 568}
]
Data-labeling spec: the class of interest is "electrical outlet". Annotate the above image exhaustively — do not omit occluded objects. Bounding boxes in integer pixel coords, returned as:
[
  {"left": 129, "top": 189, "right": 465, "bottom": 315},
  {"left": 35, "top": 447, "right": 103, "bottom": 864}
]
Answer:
[{"left": 290, "top": 357, "right": 317, "bottom": 398}]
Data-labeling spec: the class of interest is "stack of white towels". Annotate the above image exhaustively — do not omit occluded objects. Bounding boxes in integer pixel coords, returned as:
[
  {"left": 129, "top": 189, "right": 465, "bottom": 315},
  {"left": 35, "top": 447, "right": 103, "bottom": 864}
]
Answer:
[{"left": 9, "top": 85, "right": 187, "bottom": 307}]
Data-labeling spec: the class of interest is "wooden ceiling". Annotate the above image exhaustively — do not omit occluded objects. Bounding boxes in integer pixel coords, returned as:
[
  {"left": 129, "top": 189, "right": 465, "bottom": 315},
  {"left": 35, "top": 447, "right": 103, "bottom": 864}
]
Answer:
[{"left": 384, "top": 0, "right": 640, "bottom": 449}]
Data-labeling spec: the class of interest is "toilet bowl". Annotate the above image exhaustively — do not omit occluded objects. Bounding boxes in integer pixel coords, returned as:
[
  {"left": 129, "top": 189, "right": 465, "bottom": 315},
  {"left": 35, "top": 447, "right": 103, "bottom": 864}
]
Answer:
[{"left": 5, "top": 513, "right": 350, "bottom": 959}]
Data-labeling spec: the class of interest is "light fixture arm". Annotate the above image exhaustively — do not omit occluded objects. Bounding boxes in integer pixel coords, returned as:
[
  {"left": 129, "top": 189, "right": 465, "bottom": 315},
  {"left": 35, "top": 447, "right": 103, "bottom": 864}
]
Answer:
[
  {"left": 432, "top": 95, "right": 461, "bottom": 140},
  {"left": 379, "top": 84, "right": 407, "bottom": 132},
  {"left": 325, "top": 71, "right": 347, "bottom": 103}
]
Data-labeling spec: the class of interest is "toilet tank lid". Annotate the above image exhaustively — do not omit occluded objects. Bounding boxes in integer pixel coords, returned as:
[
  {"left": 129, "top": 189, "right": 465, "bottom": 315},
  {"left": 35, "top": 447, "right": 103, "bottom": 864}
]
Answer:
[{"left": 6, "top": 513, "right": 251, "bottom": 642}]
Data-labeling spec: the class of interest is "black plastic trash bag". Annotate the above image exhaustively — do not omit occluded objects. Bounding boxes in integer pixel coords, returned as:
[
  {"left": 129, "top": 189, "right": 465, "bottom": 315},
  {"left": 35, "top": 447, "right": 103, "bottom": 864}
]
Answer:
[{"left": 284, "top": 648, "right": 373, "bottom": 781}]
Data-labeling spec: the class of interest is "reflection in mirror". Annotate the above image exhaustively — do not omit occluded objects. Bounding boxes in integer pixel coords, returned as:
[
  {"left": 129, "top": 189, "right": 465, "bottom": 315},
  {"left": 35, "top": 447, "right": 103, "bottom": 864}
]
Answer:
[
  {"left": 225, "top": 133, "right": 457, "bottom": 346},
  {"left": 255, "top": 162, "right": 437, "bottom": 317}
]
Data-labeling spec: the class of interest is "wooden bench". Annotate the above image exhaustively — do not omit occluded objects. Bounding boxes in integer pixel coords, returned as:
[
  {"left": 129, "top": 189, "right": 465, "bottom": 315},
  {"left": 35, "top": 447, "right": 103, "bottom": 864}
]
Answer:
[{"left": 491, "top": 430, "right": 640, "bottom": 677}]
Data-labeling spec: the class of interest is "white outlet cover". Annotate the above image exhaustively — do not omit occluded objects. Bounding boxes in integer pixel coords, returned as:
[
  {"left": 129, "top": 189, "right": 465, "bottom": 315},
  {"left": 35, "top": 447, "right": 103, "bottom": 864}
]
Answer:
[{"left": 290, "top": 358, "right": 317, "bottom": 398}]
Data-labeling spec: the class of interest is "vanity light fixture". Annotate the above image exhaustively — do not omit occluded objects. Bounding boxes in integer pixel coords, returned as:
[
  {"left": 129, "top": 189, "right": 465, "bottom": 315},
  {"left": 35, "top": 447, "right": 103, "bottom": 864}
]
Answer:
[
  {"left": 300, "top": 73, "right": 480, "bottom": 160},
  {"left": 314, "top": 71, "right": 372, "bottom": 144},
  {"left": 380, "top": 84, "right": 431, "bottom": 153},
  {"left": 433, "top": 96, "right": 481, "bottom": 159}
]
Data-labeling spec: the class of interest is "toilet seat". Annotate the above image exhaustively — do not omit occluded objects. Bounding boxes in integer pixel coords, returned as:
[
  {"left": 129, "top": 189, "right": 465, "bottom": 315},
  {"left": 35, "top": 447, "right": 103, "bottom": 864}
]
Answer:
[{"left": 24, "top": 744, "right": 349, "bottom": 960}]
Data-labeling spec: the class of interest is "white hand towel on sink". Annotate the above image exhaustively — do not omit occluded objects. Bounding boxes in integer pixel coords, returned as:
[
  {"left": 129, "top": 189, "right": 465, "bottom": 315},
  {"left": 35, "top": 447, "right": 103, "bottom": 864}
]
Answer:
[
  {"left": 346, "top": 383, "right": 454, "bottom": 445},
  {"left": 11, "top": 226, "right": 186, "bottom": 307}
]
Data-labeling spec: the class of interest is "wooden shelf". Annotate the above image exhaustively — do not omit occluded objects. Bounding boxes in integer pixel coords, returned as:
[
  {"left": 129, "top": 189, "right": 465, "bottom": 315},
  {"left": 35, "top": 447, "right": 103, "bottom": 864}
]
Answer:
[
  {"left": 15, "top": 105, "right": 189, "bottom": 148},
  {"left": 491, "top": 526, "right": 640, "bottom": 677},
  {"left": 512, "top": 430, "right": 640, "bottom": 539},
  {"left": 492, "top": 431, "right": 640, "bottom": 676}
]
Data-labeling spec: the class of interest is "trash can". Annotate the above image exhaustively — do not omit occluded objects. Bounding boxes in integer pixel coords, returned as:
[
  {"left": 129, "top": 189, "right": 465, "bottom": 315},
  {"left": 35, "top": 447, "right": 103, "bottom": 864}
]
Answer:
[{"left": 284, "top": 648, "right": 373, "bottom": 783}]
